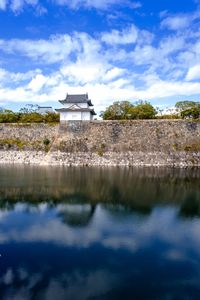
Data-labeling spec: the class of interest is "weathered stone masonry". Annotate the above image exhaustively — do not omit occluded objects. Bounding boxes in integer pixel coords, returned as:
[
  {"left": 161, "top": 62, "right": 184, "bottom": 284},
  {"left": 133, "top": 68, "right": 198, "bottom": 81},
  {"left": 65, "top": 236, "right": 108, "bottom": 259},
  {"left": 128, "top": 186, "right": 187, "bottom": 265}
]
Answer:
[{"left": 0, "top": 120, "right": 200, "bottom": 167}]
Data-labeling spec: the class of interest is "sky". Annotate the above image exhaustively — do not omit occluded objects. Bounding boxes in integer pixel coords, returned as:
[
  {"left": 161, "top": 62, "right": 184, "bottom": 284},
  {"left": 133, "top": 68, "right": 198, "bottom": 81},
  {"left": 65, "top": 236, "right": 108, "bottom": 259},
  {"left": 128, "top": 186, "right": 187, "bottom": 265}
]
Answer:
[{"left": 0, "top": 0, "right": 200, "bottom": 113}]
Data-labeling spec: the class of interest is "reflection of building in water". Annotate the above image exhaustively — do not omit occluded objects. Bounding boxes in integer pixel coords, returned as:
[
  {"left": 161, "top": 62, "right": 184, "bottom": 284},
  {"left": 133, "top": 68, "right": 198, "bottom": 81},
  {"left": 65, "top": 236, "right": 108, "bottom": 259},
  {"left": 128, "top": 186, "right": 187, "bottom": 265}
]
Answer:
[{"left": 58, "top": 204, "right": 96, "bottom": 227}]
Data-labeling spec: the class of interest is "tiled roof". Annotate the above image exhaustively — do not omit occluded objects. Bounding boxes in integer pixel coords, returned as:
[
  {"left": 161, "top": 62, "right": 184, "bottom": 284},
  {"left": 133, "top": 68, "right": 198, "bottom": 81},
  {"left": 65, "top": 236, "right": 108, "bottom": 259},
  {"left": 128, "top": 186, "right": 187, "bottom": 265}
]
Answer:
[
  {"left": 59, "top": 94, "right": 93, "bottom": 106},
  {"left": 37, "top": 106, "right": 54, "bottom": 114}
]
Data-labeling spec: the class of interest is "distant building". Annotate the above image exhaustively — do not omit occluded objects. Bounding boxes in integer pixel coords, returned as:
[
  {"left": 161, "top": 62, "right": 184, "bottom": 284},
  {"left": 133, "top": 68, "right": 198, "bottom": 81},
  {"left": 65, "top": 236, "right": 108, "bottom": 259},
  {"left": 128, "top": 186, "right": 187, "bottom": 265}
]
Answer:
[
  {"left": 157, "top": 106, "right": 179, "bottom": 116},
  {"left": 56, "top": 93, "right": 96, "bottom": 121},
  {"left": 37, "top": 106, "right": 54, "bottom": 114}
]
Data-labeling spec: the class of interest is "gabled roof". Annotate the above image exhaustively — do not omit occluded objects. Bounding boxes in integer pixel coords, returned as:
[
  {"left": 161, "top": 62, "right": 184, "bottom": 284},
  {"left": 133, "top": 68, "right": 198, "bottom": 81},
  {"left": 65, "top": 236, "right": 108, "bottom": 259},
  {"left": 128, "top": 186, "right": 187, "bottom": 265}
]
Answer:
[
  {"left": 37, "top": 106, "right": 54, "bottom": 114},
  {"left": 59, "top": 94, "right": 93, "bottom": 106}
]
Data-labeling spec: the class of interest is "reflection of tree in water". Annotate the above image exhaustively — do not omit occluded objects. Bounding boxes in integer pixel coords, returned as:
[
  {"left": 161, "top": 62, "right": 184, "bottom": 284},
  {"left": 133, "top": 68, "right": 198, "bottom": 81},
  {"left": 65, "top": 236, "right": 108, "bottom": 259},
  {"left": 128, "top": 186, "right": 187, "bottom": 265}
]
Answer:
[
  {"left": 58, "top": 204, "right": 96, "bottom": 227},
  {"left": 104, "top": 203, "right": 152, "bottom": 216},
  {"left": 179, "top": 193, "right": 200, "bottom": 218},
  {"left": 0, "top": 165, "right": 199, "bottom": 218}
]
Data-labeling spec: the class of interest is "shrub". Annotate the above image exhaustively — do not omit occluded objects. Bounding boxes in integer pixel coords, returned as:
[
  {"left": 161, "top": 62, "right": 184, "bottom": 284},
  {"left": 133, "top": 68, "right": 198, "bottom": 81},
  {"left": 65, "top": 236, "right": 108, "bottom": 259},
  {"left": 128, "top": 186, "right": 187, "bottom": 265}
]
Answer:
[
  {"left": 44, "top": 112, "right": 59, "bottom": 123},
  {"left": 97, "top": 149, "right": 104, "bottom": 156},
  {"left": 43, "top": 138, "right": 50, "bottom": 146},
  {"left": 0, "top": 110, "right": 59, "bottom": 124}
]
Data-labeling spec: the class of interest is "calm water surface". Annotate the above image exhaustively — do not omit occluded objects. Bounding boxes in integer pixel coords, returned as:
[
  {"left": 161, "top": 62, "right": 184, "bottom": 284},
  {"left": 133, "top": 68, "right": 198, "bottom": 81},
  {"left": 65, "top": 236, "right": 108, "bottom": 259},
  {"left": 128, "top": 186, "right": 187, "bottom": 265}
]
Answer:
[{"left": 0, "top": 166, "right": 200, "bottom": 300}]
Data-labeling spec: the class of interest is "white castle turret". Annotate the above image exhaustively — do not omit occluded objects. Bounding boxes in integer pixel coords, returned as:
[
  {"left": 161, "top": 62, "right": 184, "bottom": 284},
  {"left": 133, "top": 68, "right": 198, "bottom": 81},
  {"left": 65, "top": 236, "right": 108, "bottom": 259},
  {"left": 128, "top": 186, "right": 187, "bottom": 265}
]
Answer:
[{"left": 56, "top": 93, "right": 96, "bottom": 121}]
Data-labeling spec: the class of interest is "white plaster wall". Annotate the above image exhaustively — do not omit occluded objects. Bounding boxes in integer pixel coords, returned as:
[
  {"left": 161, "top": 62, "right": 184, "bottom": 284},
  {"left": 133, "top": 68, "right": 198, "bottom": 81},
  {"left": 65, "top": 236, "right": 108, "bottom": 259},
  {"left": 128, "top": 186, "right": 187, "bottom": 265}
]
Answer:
[
  {"left": 81, "top": 112, "right": 92, "bottom": 120},
  {"left": 60, "top": 112, "right": 82, "bottom": 121}
]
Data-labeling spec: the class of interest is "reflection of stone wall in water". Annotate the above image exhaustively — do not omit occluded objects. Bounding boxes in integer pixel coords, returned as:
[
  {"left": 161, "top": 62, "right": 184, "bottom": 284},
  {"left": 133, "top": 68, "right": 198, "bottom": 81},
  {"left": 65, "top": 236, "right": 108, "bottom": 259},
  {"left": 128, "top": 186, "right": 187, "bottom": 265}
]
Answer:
[
  {"left": 0, "top": 120, "right": 200, "bottom": 166},
  {"left": 0, "top": 167, "right": 200, "bottom": 216}
]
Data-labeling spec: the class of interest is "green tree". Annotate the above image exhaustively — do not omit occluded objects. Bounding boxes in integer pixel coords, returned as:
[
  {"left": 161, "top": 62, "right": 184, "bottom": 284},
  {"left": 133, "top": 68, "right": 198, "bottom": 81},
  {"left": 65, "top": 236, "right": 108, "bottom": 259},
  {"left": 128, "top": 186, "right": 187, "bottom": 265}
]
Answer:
[
  {"left": 129, "top": 101, "right": 157, "bottom": 119},
  {"left": 0, "top": 105, "right": 60, "bottom": 124},
  {"left": 0, "top": 110, "right": 20, "bottom": 123},
  {"left": 180, "top": 106, "right": 200, "bottom": 119},
  {"left": 19, "top": 104, "right": 39, "bottom": 113},
  {"left": 100, "top": 101, "right": 133, "bottom": 120},
  {"left": 19, "top": 112, "right": 44, "bottom": 123},
  {"left": 44, "top": 112, "right": 59, "bottom": 123},
  {"left": 175, "top": 101, "right": 198, "bottom": 111},
  {"left": 101, "top": 100, "right": 157, "bottom": 120},
  {"left": 175, "top": 100, "right": 200, "bottom": 119}
]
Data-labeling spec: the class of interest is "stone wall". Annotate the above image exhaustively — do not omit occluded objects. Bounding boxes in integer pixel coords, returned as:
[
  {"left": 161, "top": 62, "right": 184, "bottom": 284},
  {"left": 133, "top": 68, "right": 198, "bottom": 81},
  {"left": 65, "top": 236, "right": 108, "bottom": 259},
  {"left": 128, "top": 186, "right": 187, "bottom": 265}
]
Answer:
[
  {"left": 0, "top": 120, "right": 200, "bottom": 167},
  {"left": 0, "top": 123, "right": 58, "bottom": 150},
  {"left": 57, "top": 120, "right": 200, "bottom": 152}
]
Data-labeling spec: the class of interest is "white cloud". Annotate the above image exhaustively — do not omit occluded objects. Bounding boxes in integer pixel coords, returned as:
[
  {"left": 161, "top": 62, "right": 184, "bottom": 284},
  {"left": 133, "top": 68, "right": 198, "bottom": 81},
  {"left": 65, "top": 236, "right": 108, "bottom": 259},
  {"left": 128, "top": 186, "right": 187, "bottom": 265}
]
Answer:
[
  {"left": 161, "top": 10, "right": 200, "bottom": 31},
  {"left": 60, "top": 62, "right": 107, "bottom": 84},
  {"left": 141, "top": 80, "right": 200, "bottom": 99},
  {"left": 1, "top": 24, "right": 200, "bottom": 112},
  {"left": 131, "top": 44, "right": 157, "bottom": 65},
  {"left": 53, "top": 0, "right": 141, "bottom": 10},
  {"left": 101, "top": 25, "right": 138, "bottom": 45},
  {"left": 186, "top": 64, "right": 200, "bottom": 81},
  {"left": 0, "top": 68, "right": 42, "bottom": 85},
  {"left": 0, "top": 0, "right": 6, "bottom": 9},
  {"left": 161, "top": 15, "right": 190, "bottom": 30},
  {"left": 159, "top": 36, "right": 186, "bottom": 55},
  {"left": 27, "top": 74, "right": 48, "bottom": 92},
  {"left": 0, "top": 0, "right": 47, "bottom": 13},
  {"left": 104, "top": 67, "right": 126, "bottom": 81},
  {"left": 0, "top": 0, "right": 141, "bottom": 12},
  {"left": 0, "top": 34, "right": 77, "bottom": 63},
  {"left": 10, "top": 0, "right": 38, "bottom": 13}
]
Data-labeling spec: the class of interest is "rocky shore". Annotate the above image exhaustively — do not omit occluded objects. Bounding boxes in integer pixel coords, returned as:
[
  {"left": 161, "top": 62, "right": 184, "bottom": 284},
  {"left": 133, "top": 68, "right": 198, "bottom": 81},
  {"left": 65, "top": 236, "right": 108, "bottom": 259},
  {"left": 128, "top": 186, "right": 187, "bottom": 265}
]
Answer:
[{"left": 0, "top": 150, "right": 199, "bottom": 168}]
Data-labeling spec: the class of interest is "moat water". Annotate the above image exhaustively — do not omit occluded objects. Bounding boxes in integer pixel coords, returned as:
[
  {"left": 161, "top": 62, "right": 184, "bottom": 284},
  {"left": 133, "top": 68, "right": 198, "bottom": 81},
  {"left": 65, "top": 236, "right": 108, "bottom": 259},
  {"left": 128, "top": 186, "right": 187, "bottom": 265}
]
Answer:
[{"left": 0, "top": 166, "right": 200, "bottom": 300}]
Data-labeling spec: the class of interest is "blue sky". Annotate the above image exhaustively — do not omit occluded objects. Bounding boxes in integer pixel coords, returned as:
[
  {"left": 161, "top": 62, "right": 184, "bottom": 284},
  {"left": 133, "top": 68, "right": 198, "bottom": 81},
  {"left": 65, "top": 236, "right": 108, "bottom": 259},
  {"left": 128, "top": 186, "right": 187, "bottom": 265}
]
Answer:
[{"left": 0, "top": 0, "right": 200, "bottom": 113}]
